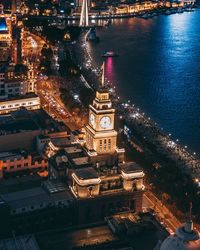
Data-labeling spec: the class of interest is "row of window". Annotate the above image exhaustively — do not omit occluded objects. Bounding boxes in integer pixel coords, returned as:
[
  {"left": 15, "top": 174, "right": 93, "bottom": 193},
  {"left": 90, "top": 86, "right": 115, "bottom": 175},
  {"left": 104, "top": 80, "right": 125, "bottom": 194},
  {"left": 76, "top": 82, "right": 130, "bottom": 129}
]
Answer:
[
  {"left": 2, "top": 163, "right": 29, "bottom": 170},
  {"left": 99, "top": 138, "right": 111, "bottom": 152},
  {"left": 0, "top": 102, "right": 33, "bottom": 109},
  {"left": 11, "top": 200, "right": 71, "bottom": 214}
]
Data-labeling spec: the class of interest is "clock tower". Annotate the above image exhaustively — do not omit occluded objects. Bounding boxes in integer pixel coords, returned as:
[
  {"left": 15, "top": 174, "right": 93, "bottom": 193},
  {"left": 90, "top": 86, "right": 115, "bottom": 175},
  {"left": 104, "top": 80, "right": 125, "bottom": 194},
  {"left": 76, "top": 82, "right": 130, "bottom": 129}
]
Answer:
[{"left": 85, "top": 89, "right": 117, "bottom": 155}]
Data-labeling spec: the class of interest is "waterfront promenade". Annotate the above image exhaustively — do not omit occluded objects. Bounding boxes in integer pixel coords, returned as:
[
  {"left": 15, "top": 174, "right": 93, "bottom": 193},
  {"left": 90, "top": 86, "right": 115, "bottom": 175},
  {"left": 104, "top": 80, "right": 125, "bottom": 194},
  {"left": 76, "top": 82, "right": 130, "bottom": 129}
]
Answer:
[{"left": 74, "top": 32, "right": 200, "bottom": 183}]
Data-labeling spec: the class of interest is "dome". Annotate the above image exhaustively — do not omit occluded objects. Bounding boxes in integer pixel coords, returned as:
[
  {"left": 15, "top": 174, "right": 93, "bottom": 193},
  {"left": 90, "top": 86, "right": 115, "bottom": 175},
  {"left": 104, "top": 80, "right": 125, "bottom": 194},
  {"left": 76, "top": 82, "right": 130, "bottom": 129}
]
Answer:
[
  {"left": 159, "top": 221, "right": 200, "bottom": 250},
  {"left": 160, "top": 235, "right": 188, "bottom": 250}
]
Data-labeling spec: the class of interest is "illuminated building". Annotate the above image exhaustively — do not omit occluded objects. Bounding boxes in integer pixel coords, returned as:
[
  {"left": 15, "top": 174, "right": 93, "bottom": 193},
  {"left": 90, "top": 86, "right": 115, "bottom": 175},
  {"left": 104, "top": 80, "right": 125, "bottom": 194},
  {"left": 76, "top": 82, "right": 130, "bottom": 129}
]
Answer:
[
  {"left": 11, "top": 25, "right": 22, "bottom": 65},
  {"left": 0, "top": 151, "right": 48, "bottom": 179},
  {"left": 49, "top": 86, "right": 145, "bottom": 224},
  {"left": 0, "top": 16, "right": 12, "bottom": 63},
  {"left": 0, "top": 108, "right": 68, "bottom": 152},
  {"left": 0, "top": 93, "right": 40, "bottom": 114}
]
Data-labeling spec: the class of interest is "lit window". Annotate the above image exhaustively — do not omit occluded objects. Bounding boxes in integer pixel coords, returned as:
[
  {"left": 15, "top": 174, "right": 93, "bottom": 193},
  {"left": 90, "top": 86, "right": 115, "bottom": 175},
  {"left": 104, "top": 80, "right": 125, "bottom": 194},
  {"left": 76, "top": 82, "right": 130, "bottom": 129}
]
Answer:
[
  {"left": 99, "top": 140, "right": 102, "bottom": 152},
  {"left": 108, "top": 139, "right": 111, "bottom": 150},
  {"left": 104, "top": 139, "right": 107, "bottom": 151}
]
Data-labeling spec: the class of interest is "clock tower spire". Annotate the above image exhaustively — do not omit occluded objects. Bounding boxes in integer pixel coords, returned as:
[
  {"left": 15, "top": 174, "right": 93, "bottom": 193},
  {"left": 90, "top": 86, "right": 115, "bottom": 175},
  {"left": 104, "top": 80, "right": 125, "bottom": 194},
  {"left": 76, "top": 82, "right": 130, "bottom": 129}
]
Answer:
[{"left": 85, "top": 87, "right": 117, "bottom": 155}]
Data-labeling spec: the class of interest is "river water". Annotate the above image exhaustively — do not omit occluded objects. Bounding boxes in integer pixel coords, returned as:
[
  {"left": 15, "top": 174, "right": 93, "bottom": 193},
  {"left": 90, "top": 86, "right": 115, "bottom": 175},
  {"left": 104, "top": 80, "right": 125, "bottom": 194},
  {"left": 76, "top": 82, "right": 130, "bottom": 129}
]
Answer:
[{"left": 88, "top": 10, "right": 200, "bottom": 155}]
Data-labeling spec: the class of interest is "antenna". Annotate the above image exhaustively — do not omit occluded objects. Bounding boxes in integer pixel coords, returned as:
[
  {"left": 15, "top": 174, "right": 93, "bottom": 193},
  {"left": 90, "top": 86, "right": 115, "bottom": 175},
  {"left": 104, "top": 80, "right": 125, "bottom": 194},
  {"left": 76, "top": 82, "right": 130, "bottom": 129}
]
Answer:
[{"left": 101, "top": 61, "right": 105, "bottom": 88}]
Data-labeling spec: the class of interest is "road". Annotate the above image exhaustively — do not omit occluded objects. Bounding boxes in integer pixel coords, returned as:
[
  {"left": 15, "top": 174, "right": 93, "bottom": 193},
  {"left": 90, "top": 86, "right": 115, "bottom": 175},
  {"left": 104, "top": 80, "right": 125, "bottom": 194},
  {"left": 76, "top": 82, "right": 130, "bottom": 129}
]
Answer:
[
  {"left": 143, "top": 191, "right": 182, "bottom": 234},
  {"left": 22, "top": 31, "right": 80, "bottom": 130}
]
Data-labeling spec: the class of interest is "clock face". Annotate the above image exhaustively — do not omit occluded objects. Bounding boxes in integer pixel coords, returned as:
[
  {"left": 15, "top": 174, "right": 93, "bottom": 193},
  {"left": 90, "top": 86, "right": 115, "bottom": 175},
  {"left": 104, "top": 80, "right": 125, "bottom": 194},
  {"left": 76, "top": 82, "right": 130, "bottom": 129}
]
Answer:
[
  {"left": 100, "top": 116, "right": 112, "bottom": 129},
  {"left": 90, "top": 113, "right": 95, "bottom": 126}
]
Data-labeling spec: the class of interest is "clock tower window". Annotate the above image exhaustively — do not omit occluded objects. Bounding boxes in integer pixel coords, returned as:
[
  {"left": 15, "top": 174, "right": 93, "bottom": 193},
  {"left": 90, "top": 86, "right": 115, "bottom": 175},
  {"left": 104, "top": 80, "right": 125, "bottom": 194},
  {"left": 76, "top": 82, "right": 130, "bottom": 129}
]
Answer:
[
  {"left": 99, "top": 140, "right": 102, "bottom": 152},
  {"left": 108, "top": 139, "right": 111, "bottom": 150},
  {"left": 104, "top": 139, "right": 107, "bottom": 151}
]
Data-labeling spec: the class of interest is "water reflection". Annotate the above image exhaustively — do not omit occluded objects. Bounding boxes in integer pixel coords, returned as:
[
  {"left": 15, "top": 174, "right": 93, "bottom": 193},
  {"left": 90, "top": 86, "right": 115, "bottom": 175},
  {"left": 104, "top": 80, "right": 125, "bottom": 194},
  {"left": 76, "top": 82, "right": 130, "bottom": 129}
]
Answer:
[{"left": 90, "top": 11, "right": 200, "bottom": 153}]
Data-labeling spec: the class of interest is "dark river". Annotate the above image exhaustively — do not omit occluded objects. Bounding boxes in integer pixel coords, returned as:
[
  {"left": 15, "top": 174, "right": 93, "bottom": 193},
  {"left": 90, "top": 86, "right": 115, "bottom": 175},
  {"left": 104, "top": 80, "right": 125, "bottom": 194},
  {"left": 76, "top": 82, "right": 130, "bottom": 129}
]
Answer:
[{"left": 88, "top": 10, "right": 200, "bottom": 155}]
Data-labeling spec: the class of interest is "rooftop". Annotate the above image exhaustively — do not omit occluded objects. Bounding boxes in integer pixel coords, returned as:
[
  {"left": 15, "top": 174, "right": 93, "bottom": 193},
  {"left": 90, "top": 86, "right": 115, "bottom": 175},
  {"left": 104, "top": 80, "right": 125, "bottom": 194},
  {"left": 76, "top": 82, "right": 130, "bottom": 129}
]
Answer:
[
  {"left": 73, "top": 167, "right": 99, "bottom": 180},
  {"left": 0, "top": 93, "right": 39, "bottom": 103},
  {"left": 0, "top": 235, "right": 40, "bottom": 250},
  {"left": 0, "top": 116, "right": 39, "bottom": 135},
  {"left": 65, "top": 146, "right": 83, "bottom": 155},
  {"left": 72, "top": 156, "right": 89, "bottom": 166},
  {"left": 0, "top": 108, "right": 68, "bottom": 135},
  {"left": 119, "top": 162, "right": 143, "bottom": 174},
  {"left": 0, "top": 150, "right": 28, "bottom": 161},
  {"left": 1, "top": 186, "right": 74, "bottom": 210}
]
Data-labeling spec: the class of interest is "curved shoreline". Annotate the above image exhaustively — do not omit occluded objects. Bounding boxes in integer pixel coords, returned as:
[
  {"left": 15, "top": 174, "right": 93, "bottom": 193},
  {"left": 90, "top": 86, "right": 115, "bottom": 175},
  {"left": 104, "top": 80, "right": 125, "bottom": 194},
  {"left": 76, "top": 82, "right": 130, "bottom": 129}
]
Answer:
[{"left": 74, "top": 31, "right": 200, "bottom": 182}]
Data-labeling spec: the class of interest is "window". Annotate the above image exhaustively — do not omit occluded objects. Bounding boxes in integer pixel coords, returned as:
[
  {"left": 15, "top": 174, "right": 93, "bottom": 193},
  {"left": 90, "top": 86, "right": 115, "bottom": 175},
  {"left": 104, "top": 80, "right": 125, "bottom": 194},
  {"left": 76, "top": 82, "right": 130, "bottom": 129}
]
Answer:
[
  {"left": 24, "top": 163, "right": 28, "bottom": 167},
  {"left": 17, "top": 164, "right": 21, "bottom": 168},
  {"left": 10, "top": 166, "right": 14, "bottom": 169},
  {"left": 108, "top": 139, "right": 111, "bottom": 150},
  {"left": 99, "top": 140, "right": 102, "bottom": 152},
  {"left": 104, "top": 139, "right": 107, "bottom": 151}
]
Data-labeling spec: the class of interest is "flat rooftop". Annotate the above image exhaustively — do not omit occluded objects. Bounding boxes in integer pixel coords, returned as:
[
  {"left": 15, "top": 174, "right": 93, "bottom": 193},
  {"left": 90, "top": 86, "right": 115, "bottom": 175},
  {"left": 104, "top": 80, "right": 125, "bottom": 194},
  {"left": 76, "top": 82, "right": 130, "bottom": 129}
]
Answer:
[
  {"left": 1, "top": 186, "right": 74, "bottom": 210},
  {"left": 50, "top": 137, "right": 71, "bottom": 147},
  {"left": 72, "top": 156, "right": 89, "bottom": 166},
  {"left": 0, "top": 93, "right": 39, "bottom": 103},
  {"left": 0, "top": 108, "right": 67, "bottom": 134},
  {"left": 0, "top": 151, "right": 27, "bottom": 161},
  {"left": 64, "top": 146, "right": 83, "bottom": 154},
  {"left": 119, "top": 162, "right": 143, "bottom": 174},
  {"left": 36, "top": 224, "right": 119, "bottom": 250},
  {"left": 0, "top": 117, "right": 39, "bottom": 134},
  {"left": 0, "top": 175, "right": 43, "bottom": 194},
  {"left": 74, "top": 167, "right": 98, "bottom": 180},
  {"left": 0, "top": 235, "right": 40, "bottom": 250}
]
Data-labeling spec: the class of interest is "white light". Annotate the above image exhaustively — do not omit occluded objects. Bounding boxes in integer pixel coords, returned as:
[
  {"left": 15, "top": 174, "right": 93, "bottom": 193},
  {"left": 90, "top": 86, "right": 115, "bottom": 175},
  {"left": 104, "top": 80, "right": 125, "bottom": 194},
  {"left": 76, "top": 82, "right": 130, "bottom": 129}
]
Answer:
[{"left": 74, "top": 94, "right": 79, "bottom": 100}]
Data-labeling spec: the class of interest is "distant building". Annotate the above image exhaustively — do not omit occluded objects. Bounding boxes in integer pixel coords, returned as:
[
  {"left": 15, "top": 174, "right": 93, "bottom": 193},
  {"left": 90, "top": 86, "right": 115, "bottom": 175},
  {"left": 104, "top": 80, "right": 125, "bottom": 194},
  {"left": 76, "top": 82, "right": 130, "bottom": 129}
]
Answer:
[
  {"left": 0, "top": 178, "right": 75, "bottom": 234},
  {"left": 0, "top": 93, "right": 40, "bottom": 114},
  {"left": 0, "top": 108, "right": 68, "bottom": 152},
  {"left": 0, "top": 151, "right": 48, "bottom": 179}
]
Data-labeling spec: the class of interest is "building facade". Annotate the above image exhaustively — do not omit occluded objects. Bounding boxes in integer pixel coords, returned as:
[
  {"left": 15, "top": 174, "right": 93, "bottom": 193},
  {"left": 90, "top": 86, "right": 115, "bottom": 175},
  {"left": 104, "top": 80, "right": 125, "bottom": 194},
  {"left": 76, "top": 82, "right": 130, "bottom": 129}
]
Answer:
[
  {"left": 0, "top": 94, "right": 40, "bottom": 114},
  {"left": 49, "top": 86, "right": 145, "bottom": 224},
  {"left": 0, "top": 152, "right": 48, "bottom": 179}
]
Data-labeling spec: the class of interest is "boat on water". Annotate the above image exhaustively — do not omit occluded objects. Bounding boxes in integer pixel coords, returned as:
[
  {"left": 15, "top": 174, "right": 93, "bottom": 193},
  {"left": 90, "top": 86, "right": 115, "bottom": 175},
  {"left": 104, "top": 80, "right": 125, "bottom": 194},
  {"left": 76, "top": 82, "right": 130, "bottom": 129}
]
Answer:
[{"left": 102, "top": 51, "right": 119, "bottom": 58}]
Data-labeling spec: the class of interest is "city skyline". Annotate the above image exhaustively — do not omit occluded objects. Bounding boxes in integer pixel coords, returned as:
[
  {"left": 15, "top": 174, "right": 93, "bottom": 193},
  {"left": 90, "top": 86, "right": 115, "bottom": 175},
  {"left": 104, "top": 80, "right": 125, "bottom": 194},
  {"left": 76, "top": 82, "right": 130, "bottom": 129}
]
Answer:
[{"left": 0, "top": 1, "right": 199, "bottom": 250}]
